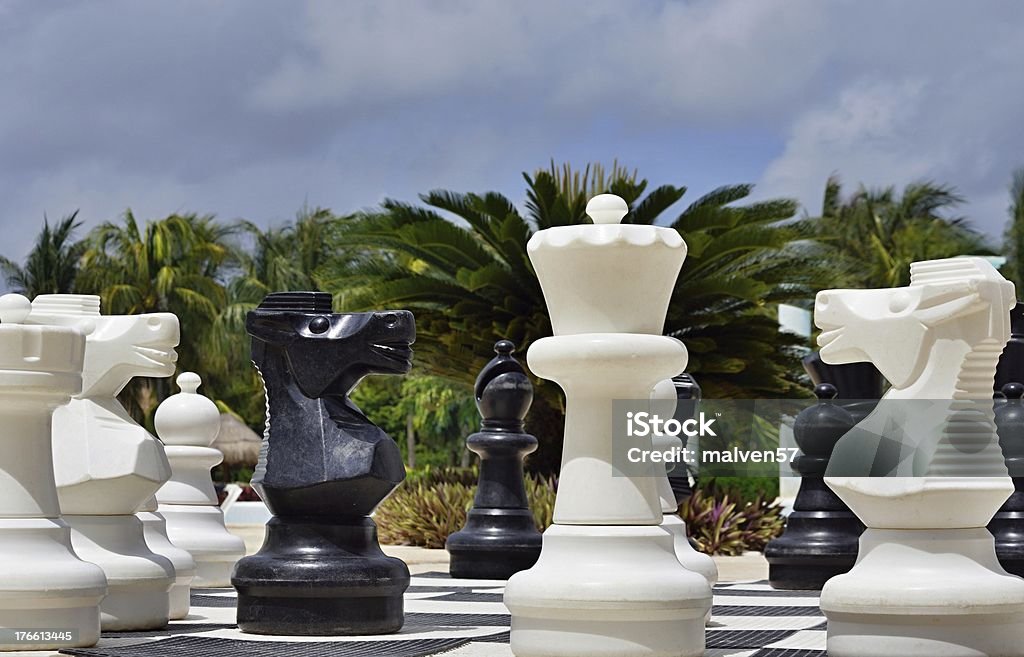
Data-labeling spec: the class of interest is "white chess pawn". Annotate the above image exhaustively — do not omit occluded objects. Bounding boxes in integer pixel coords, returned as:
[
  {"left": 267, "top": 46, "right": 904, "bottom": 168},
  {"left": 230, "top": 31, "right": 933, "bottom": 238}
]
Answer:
[
  {"left": 817, "top": 257, "right": 1024, "bottom": 657},
  {"left": 26, "top": 294, "right": 177, "bottom": 631},
  {"left": 137, "top": 494, "right": 196, "bottom": 619},
  {"left": 156, "top": 372, "right": 246, "bottom": 587},
  {"left": 0, "top": 294, "right": 108, "bottom": 650},
  {"left": 650, "top": 379, "right": 718, "bottom": 601}
]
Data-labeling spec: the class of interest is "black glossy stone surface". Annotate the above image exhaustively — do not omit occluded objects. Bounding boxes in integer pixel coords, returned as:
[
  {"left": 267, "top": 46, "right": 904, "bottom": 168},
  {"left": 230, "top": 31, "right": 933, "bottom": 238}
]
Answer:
[
  {"left": 232, "top": 291, "right": 414, "bottom": 635},
  {"left": 990, "top": 303, "right": 1024, "bottom": 577},
  {"left": 667, "top": 373, "right": 701, "bottom": 504},
  {"left": 445, "top": 340, "right": 542, "bottom": 579},
  {"left": 764, "top": 353, "right": 882, "bottom": 590}
]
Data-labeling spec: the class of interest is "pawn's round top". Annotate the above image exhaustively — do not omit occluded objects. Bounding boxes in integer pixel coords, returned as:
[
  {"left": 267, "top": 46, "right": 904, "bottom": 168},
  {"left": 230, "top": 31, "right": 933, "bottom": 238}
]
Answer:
[
  {"left": 176, "top": 371, "right": 202, "bottom": 394},
  {"left": 0, "top": 293, "right": 31, "bottom": 324},
  {"left": 155, "top": 371, "right": 221, "bottom": 447},
  {"left": 1003, "top": 382, "right": 1024, "bottom": 400},
  {"left": 815, "top": 383, "right": 839, "bottom": 401},
  {"left": 794, "top": 382, "right": 855, "bottom": 457},
  {"left": 586, "top": 194, "right": 629, "bottom": 225}
]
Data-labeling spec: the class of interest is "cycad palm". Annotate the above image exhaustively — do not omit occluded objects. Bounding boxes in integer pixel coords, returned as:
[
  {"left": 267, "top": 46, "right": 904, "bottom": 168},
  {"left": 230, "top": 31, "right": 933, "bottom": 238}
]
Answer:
[
  {"left": 0, "top": 211, "right": 85, "bottom": 297},
  {"left": 321, "top": 162, "right": 826, "bottom": 469}
]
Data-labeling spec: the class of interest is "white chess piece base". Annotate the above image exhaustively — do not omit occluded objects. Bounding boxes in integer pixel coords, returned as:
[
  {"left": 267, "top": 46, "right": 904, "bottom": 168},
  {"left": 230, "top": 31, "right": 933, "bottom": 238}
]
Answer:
[
  {"left": 662, "top": 514, "right": 717, "bottom": 586},
  {"left": 0, "top": 518, "right": 106, "bottom": 650},
  {"left": 504, "top": 524, "right": 710, "bottom": 657},
  {"left": 139, "top": 510, "right": 195, "bottom": 619},
  {"left": 822, "top": 527, "right": 1024, "bottom": 657},
  {"left": 160, "top": 504, "right": 246, "bottom": 587},
  {"left": 66, "top": 515, "right": 175, "bottom": 631}
]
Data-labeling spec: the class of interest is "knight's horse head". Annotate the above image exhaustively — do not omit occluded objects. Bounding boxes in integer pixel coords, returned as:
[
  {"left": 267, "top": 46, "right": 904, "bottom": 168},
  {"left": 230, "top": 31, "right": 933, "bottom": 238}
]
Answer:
[
  {"left": 246, "top": 291, "right": 415, "bottom": 400},
  {"left": 814, "top": 257, "right": 1015, "bottom": 389}
]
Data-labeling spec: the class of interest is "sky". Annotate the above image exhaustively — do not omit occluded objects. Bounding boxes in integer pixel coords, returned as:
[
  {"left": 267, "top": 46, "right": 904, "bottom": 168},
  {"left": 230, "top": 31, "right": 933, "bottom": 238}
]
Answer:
[{"left": 1, "top": 0, "right": 1023, "bottom": 261}]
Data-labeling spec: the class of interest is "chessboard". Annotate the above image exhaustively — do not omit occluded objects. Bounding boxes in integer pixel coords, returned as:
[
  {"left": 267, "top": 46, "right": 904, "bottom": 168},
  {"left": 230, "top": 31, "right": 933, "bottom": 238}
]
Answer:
[{"left": 56, "top": 574, "right": 827, "bottom": 657}]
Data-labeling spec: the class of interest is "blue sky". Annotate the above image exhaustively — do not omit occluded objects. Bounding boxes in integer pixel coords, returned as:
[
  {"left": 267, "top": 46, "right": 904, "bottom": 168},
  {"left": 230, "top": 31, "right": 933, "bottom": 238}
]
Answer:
[{"left": 2, "top": 0, "right": 1023, "bottom": 261}]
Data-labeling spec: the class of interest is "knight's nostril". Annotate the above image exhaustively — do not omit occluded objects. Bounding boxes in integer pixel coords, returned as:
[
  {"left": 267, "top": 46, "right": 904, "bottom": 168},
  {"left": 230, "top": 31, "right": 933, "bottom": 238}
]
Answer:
[
  {"left": 817, "top": 294, "right": 830, "bottom": 310},
  {"left": 383, "top": 313, "right": 399, "bottom": 327},
  {"left": 147, "top": 316, "right": 162, "bottom": 329}
]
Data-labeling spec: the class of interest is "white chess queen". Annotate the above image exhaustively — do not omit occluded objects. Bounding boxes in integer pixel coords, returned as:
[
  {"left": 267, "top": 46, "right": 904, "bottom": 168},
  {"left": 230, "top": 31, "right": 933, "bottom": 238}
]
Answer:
[{"left": 816, "top": 257, "right": 1024, "bottom": 657}]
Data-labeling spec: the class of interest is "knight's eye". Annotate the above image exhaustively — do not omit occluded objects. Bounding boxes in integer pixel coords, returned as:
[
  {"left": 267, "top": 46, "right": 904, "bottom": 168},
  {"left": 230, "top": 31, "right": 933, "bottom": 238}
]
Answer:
[
  {"left": 889, "top": 292, "right": 911, "bottom": 313},
  {"left": 309, "top": 316, "right": 330, "bottom": 334},
  {"left": 383, "top": 312, "right": 399, "bottom": 327}
]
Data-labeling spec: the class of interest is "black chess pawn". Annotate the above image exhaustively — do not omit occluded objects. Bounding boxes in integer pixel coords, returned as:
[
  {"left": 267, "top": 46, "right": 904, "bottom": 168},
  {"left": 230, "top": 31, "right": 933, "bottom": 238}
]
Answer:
[
  {"left": 231, "top": 292, "right": 414, "bottom": 635},
  {"left": 764, "top": 374, "right": 871, "bottom": 589},
  {"left": 994, "top": 303, "right": 1024, "bottom": 392},
  {"left": 989, "top": 303, "right": 1024, "bottom": 576},
  {"left": 446, "top": 340, "right": 543, "bottom": 579},
  {"left": 667, "top": 373, "right": 700, "bottom": 504},
  {"left": 989, "top": 382, "right": 1024, "bottom": 577}
]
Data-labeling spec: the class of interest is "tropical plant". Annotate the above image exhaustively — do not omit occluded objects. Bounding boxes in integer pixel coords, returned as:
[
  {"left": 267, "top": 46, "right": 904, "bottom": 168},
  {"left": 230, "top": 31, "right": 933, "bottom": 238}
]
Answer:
[
  {"left": 375, "top": 468, "right": 557, "bottom": 548},
  {"left": 76, "top": 211, "right": 234, "bottom": 423},
  {"left": 0, "top": 211, "right": 85, "bottom": 297},
  {"left": 810, "top": 175, "right": 993, "bottom": 289},
  {"left": 1001, "top": 168, "right": 1024, "bottom": 293},
  {"left": 678, "top": 488, "right": 784, "bottom": 555},
  {"left": 321, "top": 161, "right": 829, "bottom": 470}
]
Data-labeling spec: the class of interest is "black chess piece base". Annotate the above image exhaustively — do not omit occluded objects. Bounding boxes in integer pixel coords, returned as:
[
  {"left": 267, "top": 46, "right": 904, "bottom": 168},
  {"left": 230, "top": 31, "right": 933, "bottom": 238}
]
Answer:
[
  {"left": 447, "top": 507, "right": 542, "bottom": 579},
  {"left": 990, "top": 477, "right": 1024, "bottom": 578},
  {"left": 233, "top": 516, "right": 409, "bottom": 635},
  {"left": 765, "top": 477, "right": 864, "bottom": 589}
]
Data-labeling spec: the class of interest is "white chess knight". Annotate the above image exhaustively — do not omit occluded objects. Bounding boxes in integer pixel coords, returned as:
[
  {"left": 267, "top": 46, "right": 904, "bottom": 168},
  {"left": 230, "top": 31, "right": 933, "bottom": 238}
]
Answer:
[
  {"left": 26, "top": 294, "right": 178, "bottom": 631},
  {"left": 156, "top": 372, "right": 246, "bottom": 588},
  {"left": 504, "top": 194, "right": 712, "bottom": 657},
  {"left": 0, "top": 295, "right": 107, "bottom": 650},
  {"left": 137, "top": 493, "right": 196, "bottom": 619},
  {"left": 816, "top": 257, "right": 1024, "bottom": 657}
]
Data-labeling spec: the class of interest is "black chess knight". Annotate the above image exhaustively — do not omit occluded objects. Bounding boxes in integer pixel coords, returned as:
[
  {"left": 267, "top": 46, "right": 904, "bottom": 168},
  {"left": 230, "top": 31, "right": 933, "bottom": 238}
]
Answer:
[
  {"left": 231, "top": 292, "right": 414, "bottom": 635},
  {"left": 446, "top": 340, "right": 543, "bottom": 579}
]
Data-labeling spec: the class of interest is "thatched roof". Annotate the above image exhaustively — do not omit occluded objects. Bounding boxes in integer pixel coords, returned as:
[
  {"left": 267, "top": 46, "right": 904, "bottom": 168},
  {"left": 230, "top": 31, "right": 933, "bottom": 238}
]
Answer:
[{"left": 214, "top": 414, "right": 261, "bottom": 466}]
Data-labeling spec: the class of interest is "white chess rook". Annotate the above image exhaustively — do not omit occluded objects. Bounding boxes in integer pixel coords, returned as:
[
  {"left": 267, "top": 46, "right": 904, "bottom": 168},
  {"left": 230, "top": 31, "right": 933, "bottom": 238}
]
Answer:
[
  {"left": 504, "top": 194, "right": 712, "bottom": 657},
  {"left": 27, "top": 294, "right": 178, "bottom": 632},
  {"left": 0, "top": 294, "right": 107, "bottom": 651},
  {"left": 817, "top": 257, "right": 1024, "bottom": 657},
  {"left": 156, "top": 372, "right": 246, "bottom": 588}
]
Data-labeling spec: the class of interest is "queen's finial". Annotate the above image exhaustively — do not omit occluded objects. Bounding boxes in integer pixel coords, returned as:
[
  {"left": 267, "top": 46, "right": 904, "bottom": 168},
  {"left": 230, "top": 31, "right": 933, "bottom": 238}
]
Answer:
[
  {"left": 586, "top": 194, "right": 629, "bottom": 225},
  {"left": 0, "top": 294, "right": 31, "bottom": 324}
]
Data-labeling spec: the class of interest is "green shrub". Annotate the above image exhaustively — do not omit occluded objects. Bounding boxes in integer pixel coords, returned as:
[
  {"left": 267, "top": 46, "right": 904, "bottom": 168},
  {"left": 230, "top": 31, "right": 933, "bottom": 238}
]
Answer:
[
  {"left": 375, "top": 469, "right": 557, "bottom": 548},
  {"left": 679, "top": 488, "right": 784, "bottom": 556},
  {"left": 697, "top": 476, "right": 779, "bottom": 504}
]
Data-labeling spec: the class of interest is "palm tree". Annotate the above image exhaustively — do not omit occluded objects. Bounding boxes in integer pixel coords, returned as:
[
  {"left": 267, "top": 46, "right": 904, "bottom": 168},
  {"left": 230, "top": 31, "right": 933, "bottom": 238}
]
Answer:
[
  {"left": 0, "top": 211, "right": 85, "bottom": 296},
  {"left": 76, "top": 211, "right": 234, "bottom": 424},
  {"left": 811, "top": 175, "right": 992, "bottom": 289},
  {"left": 320, "top": 161, "right": 828, "bottom": 470},
  {"left": 1001, "top": 168, "right": 1024, "bottom": 293}
]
